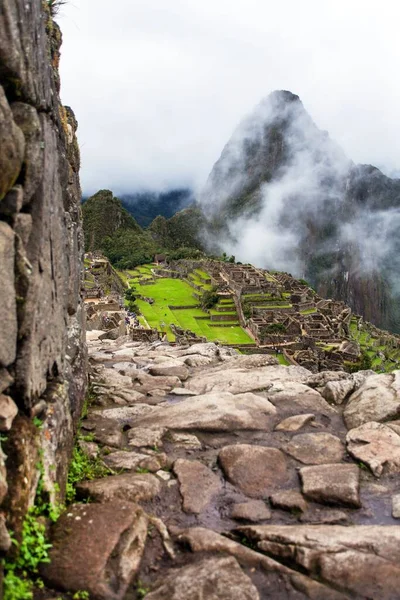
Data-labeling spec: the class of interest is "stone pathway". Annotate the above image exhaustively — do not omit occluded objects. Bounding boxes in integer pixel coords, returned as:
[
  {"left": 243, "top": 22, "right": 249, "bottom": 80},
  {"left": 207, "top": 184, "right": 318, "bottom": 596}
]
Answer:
[{"left": 43, "top": 332, "right": 400, "bottom": 599}]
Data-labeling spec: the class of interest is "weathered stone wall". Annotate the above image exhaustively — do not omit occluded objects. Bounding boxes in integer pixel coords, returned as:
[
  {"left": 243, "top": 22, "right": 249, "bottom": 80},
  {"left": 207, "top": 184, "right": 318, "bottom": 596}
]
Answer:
[{"left": 0, "top": 0, "right": 86, "bottom": 556}]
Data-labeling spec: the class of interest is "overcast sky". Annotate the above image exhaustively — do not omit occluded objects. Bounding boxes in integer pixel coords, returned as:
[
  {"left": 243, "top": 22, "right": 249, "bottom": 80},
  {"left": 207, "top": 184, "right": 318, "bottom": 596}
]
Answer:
[{"left": 58, "top": 0, "right": 400, "bottom": 195}]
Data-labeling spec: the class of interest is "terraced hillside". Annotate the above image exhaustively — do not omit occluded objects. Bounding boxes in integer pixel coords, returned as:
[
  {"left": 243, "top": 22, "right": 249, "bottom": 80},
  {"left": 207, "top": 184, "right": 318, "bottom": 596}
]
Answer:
[
  {"left": 125, "top": 266, "right": 255, "bottom": 346},
  {"left": 117, "top": 259, "right": 400, "bottom": 374}
]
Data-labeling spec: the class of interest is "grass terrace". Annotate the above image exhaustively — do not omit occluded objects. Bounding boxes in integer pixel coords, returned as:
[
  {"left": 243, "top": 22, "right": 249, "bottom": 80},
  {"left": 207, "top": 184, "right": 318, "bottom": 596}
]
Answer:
[{"left": 134, "top": 276, "right": 254, "bottom": 345}]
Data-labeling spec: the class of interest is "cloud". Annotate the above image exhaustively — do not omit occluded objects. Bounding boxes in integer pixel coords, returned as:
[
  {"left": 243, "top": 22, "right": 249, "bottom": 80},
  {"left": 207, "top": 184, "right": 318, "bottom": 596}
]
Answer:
[
  {"left": 199, "top": 92, "right": 400, "bottom": 295},
  {"left": 58, "top": 0, "right": 400, "bottom": 195}
]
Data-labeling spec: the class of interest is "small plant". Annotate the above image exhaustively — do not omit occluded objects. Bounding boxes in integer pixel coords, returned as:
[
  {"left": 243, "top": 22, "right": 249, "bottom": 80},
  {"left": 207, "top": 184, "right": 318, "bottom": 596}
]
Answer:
[
  {"left": 47, "top": 0, "right": 67, "bottom": 17},
  {"left": 66, "top": 444, "right": 111, "bottom": 503},
  {"left": 73, "top": 591, "right": 90, "bottom": 600},
  {"left": 135, "top": 580, "right": 150, "bottom": 599}
]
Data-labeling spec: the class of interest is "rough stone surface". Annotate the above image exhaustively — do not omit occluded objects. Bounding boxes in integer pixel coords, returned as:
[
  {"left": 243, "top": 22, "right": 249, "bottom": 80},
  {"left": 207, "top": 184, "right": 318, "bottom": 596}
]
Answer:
[
  {"left": 76, "top": 473, "right": 161, "bottom": 503},
  {"left": 42, "top": 502, "right": 147, "bottom": 600},
  {"left": 174, "top": 459, "right": 221, "bottom": 513},
  {"left": 103, "top": 450, "right": 164, "bottom": 473},
  {"left": 0, "top": 222, "right": 17, "bottom": 367},
  {"left": 274, "top": 413, "right": 314, "bottom": 432},
  {"left": 300, "top": 464, "right": 361, "bottom": 507},
  {"left": 346, "top": 421, "right": 400, "bottom": 477},
  {"left": 0, "top": 86, "right": 25, "bottom": 201},
  {"left": 134, "top": 392, "right": 277, "bottom": 432},
  {"left": 0, "top": 394, "right": 18, "bottom": 431},
  {"left": 231, "top": 500, "right": 271, "bottom": 522},
  {"left": 145, "top": 556, "right": 260, "bottom": 600},
  {"left": 185, "top": 364, "right": 311, "bottom": 395},
  {"left": 321, "top": 379, "right": 355, "bottom": 405},
  {"left": 284, "top": 433, "right": 345, "bottom": 465},
  {"left": 392, "top": 494, "right": 400, "bottom": 518},
  {"left": 238, "top": 525, "right": 400, "bottom": 599},
  {"left": 344, "top": 371, "right": 400, "bottom": 429},
  {"left": 270, "top": 490, "right": 308, "bottom": 513},
  {"left": 219, "top": 444, "right": 288, "bottom": 498}
]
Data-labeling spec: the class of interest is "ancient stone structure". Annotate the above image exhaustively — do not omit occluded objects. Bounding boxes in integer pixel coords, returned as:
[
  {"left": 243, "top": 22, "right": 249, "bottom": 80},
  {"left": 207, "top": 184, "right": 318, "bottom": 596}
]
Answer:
[{"left": 0, "top": 0, "right": 86, "bottom": 559}]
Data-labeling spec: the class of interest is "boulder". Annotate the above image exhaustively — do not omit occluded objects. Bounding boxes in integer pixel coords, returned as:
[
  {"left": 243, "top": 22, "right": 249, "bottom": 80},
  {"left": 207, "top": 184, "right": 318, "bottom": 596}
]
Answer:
[
  {"left": 145, "top": 556, "right": 259, "bottom": 600},
  {"left": 134, "top": 392, "right": 277, "bottom": 432},
  {"left": 346, "top": 421, "right": 400, "bottom": 477},
  {"left": 174, "top": 459, "right": 221, "bottom": 514},
  {"left": 321, "top": 379, "right": 355, "bottom": 405},
  {"left": 42, "top": 502, "right": 147, "bottom": 600},
  {"left": 219, "top": 444, "right": 288, "bottom": 498},
  {"left": 344, "top": 371, "right": 400, "bottom": 429},
  {"left": 283, "top": 433, "right": 345, "bottom": 465},
  {"left": 149, "top": 361, "right": 189, "bottom": 381},
  {"left": 237, "top": 525, "right": 400, "bottom": 599},
  {"left": 300, "top": 464, "right": 360, "bottom": 507}
]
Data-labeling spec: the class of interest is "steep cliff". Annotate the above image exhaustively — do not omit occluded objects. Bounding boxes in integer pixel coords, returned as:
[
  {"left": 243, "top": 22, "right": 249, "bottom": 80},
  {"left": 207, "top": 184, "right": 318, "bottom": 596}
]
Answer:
[
  {"left": 0, "top": 0, "right": 86, "bottom": 568},
  {"left": 201, "top": 91, "right": 400, "bottom": 333}
]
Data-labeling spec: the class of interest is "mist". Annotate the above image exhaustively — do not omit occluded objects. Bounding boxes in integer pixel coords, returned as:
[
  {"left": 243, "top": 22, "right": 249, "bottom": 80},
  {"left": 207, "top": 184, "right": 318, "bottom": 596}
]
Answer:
[{"left": 199, "top": 91, "right": 400, "bottom": 289}]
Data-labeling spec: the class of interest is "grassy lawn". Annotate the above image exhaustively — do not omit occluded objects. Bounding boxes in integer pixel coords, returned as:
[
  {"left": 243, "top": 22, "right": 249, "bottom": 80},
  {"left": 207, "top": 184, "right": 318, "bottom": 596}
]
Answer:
[
  {"left": 300, "top": 308, "right": 318, "bottom": 315},
  {"left": 135, "top": 277, "right": 254, "bottom": 344}
]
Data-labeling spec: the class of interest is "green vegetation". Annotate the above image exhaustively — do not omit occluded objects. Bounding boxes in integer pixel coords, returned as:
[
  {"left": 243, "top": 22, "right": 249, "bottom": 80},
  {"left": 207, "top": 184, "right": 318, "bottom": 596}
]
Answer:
[
  {"left": 83, "top": 190, "right": 207, "bottom": 269},
  {"left": 264, "top": 323, "right": 286, "bottom": 333},
  {"left": 200, "top": 287, "right": 219, "bottom": 310},
  {"left": 349, "top": 317, "right": 400, "bottom": 373},
  {"left": 135, "top": 275, "right": 254, "bottom": 345},
  {"left": 3, "top": 457, "right": 60, "bottom": 599},
  {"left": 66, "top": 439, "right": 111, "bottom": 503}
]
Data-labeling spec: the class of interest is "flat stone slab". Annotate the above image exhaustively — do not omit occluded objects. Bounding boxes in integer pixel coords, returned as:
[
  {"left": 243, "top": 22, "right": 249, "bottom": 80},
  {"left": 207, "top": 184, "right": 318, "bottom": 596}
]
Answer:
[
  {"left": 145, "top": 556, "right": 259, "bottom": 600},
  {"left": 284, "top": 433, "right": 345, "bottom": 465},
  {"left": 231, "top": 500, "right": 271, "bottom": 522},
  {"left": 346, "top": 421, "right": 400, "bottom": 477},
  {"left": 270, "top": 489, "right": 308, "bottom": 513},
  {"left": 219, "top": 444, "right": 288, "bottom": 498},
  {"left": 274, "top": 413, "right": 315, "bottom": 432},
  {"left": 76, "top": 473, "right": 161, "bottom": 503},
  {"left": 134, "top": 392, "right": 277, "bottom": 432},
  {"left": 344, "top": 371, "right": 400, "bottom": 429},
  {"left": 174, "top": 459, "right": 221, "bottom": 514},
  {"left": 300, "top": 464, "right": 361, "bottom": 508},
  {"left": 237, "top": 525, "right": 400, "bottom": 599},
  {"left": 103, "top": 450, "right": 164, "bottom": 472},
  {"left": 127, "top": 427, "right": 166, "bottom": 448},
  {"left": 185, "top": 365, "right": 311, "bottom": 395},
  {"left": 42, "top": 502, "right": 147, "bottom": 600}
]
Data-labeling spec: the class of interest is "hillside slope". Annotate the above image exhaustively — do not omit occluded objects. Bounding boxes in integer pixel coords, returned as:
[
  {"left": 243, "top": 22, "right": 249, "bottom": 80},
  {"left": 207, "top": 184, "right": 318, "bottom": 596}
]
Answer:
[{"left": 200, "top": 91, "right": 400, "bottom": 333}]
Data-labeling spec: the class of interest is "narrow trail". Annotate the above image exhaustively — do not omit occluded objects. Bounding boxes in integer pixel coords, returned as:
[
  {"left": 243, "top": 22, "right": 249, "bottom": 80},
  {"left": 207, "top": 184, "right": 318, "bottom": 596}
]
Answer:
[{"left": 43, "top": 332, "right": 400, "bottom": 600}]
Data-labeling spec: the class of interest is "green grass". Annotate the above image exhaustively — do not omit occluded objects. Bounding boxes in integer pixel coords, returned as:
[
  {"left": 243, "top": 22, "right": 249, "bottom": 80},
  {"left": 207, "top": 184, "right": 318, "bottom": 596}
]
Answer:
[
  {"left": 300, "top": 308, "right": 318, "bottom": 314},
  {"left": 135, "top": 278, "right": 254, "bottom": 344}
]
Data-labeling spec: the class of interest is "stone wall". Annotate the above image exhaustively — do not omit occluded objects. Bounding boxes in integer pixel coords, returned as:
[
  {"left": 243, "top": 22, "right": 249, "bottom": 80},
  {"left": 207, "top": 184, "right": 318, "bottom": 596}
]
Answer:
[{"left": 0, "top": 0, "right": 86, "bottom": 555}]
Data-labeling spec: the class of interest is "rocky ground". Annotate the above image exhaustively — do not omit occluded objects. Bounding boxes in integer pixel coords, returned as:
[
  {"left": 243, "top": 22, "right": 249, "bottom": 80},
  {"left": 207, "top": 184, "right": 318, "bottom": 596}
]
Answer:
[{"left": 42, "top": 333, "right": 400, "bottom": 600}]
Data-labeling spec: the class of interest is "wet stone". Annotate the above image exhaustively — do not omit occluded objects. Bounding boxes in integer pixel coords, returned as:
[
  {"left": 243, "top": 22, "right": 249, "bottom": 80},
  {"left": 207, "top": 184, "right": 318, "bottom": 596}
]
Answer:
[
  {"left": 173, "top": 458, "right": 221, "bottom": 514},
  {"left": 284, "top": 433, "right": 345, "bottom": 465},
  {"left": 270, "top": 489, "right": 308, "bottom": 513},
  {"left": 219, "top": 444, "right": 288, "bottom": 499},
  {"left": 231, "top": 500, "right": 271, "bottom": 522},
  {"left": 300, "top": 464, "right": 361, "bottom": 508}
]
